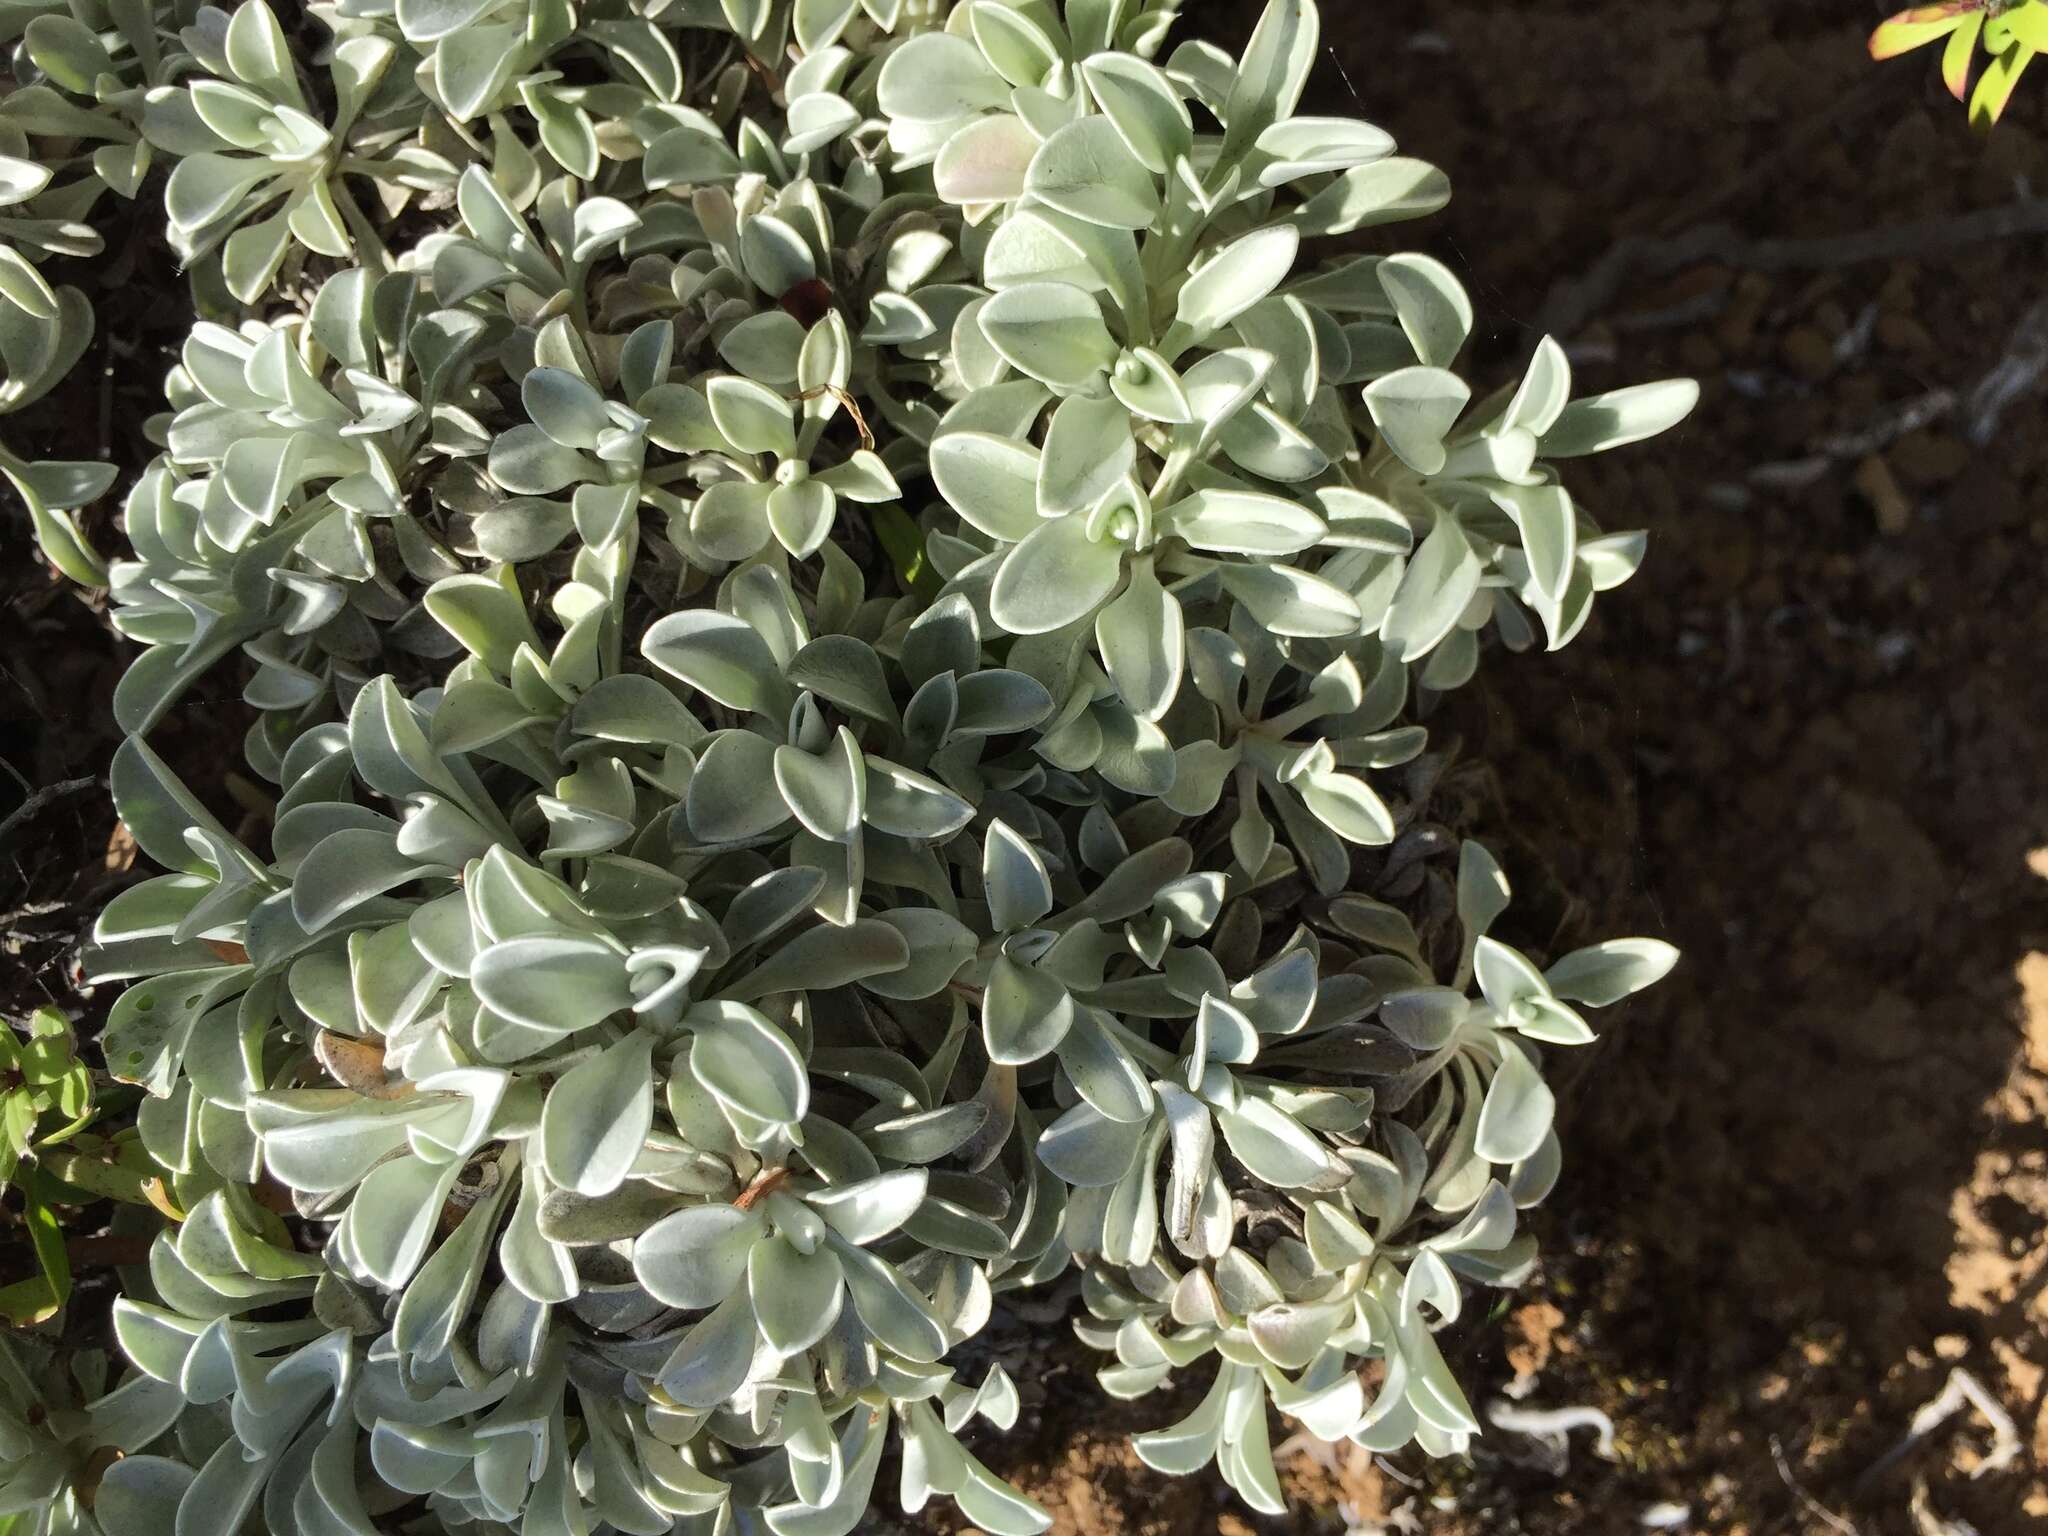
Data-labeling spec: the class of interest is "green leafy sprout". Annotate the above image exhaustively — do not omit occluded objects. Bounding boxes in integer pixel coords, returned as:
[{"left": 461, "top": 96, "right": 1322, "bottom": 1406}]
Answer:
[{"left": 1870, "top": 0, "right": 2048, "bottom": 127}]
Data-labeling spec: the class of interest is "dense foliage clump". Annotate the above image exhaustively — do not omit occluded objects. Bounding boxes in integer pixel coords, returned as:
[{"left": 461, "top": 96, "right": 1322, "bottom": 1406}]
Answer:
[{"left": 5, "top": 1, "right": 1692, "bottom": 1531}]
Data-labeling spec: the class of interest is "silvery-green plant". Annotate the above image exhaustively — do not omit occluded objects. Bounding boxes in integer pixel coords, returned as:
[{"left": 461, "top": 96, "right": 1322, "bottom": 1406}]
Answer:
[
  {"left": 0, "top": 1333, "right": 196, "bottom": 1536},
  {"left": 37, "top": 0, "right": 1695, "bottom": 1530},
  {"left": 106, "top": 269, "right": 494, "bottom": 761},
  {"left": 143, "top": 1, "right": 416, "bottom": 299}
]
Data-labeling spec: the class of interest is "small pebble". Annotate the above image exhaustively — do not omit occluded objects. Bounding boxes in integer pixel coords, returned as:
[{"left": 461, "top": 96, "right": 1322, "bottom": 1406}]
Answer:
[
  {"left": 1877, "top": 311, "right": 1936, "bottom": 356},
  {"left": 1891, "top": 430, "right": 1969, "bottom": 488},
  {"left": 1853, "top": 455, "right": 1912, "bottom": 536},
  {"left": 1780, "top": 325, "right": 1836, "bottom": 382},
  {"left": 1678, "top": 334, "right": 1722, "bottom": 373}
]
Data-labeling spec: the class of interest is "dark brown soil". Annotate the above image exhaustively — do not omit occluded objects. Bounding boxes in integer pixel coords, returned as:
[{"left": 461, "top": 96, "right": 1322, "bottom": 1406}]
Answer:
[
  {"left": 6, "top": 4, "right": 2047, "bottom": 1534},
  {"left": 0, "top": 204, "right": 230, "bottom": 1033}
]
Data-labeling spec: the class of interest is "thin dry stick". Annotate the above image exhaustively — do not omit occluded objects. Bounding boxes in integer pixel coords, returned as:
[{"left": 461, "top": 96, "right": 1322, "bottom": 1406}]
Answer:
[
  {"left": 1963, "top": 296, "right": 2048, "bottom": 445},
  {"left": 1538, "top": 198, "right": 2048, "bottom": 341},
  {"left": 1770, "top": 1434, "right": 1860, "bottom": 1536},
  {"left": 733, "top": 1166, "right": 792, "bottom": 1211},
  {"left": 0, "top": 777, "right": 96, "bottom": 850},
  {"left": 790, "top": 384, "right": 875, "bottom": 452},
  {"left": 1856, "top": 1366, "right": 2024, "bottom": 1496}
]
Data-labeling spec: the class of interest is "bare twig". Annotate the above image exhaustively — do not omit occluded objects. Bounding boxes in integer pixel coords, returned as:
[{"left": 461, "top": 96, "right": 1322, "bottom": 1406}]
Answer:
[
  {"left": 1817, "top": 390, "right": 1956, "bottom": 460},
  {"left": 733, "top": 1165, "right": 791, "bottom": 1211},
  {"left": 0, "top": 899, "right": 71, "bottom": 924},
  {"left": 790, "top": 384, "right": 875, "bottom": 452},
  {"left": 0, "top": 777, "right": 96, "bottom": 850},
  {"left": 1910, "top": 1368, "right": 2023, "bottom": 1478},
  {"left": 1538, "top": 199, "right": 2048, "bottom": 342},
  {"left": 1770, "top": 1434, "right": 1860, "bottom": 1536},
  {"left": 1373, "top": 1454, "right": 1422, "bottom": 1489},
  {"left": 1909, "top": 1475, "right": 1983, "bottom": 1536},
  {"left": 1486, "top": 1398, "right": 1618, "bottom": 1460},
  {"left": 1859, "top": 1367, "right": 2024, "bottom": 1495},
  {"left": 1610, "top": 290, "right": 1730, "bottom": 335},
  {"left": 1963, "top": 296, "right": 2048, "bottom": 446}
]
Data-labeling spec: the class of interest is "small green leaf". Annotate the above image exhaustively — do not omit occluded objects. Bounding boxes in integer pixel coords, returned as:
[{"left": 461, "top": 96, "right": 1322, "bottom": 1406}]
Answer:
[
  {"left": 983, "top": 820, "right": 1054, "bottom": 931},
  {"left": 1175, "top": 226, "right": 1299, "bottom": 339},
  {"left": 472, "top": 935, "right": 634, "bottom": 1035},
  {"left": 687, "top": 999, "right": 810, "bottom": 1128},
  {"left": 1475, "top": 1041, "right": 1553, "bottom": 1164},
  {"left": 930, "top": 430, "right": 1042, "bottom": 542},
  {"left": 1381, "top": 510, "right": 1480, "bottom": 662},
  {"left": 982, "top": 955, "right": 1076, "bottom": 1066},
  {"left": 935, "top": 112, "right": 1039, "bottom": 204},
  {"left": 877, "top": 32, "right": 1010, "bottom": 122},
  {"left": 1223, "top": 0, "right": 1320, "bottom": 156},
  {"left": 644, "top": 610, "right": 787, "bottom": 713},
  {"left": 1377, "top": 254, "right": 1473, "bottom": 369},
  {"left": 708, "top": 375, "right": 797, "bottom": 457},
  {"left": 1167, "top": 488, "right": 1324, "bottom": 555},
  {"left": 978, "top": 282, "right": 1118, "bottom": 388},
  {"left": 989, "top": 516, "right": 1124, "bottom": 634},
  {"left": 749, "top": 1234, "right": 844, "bottom": 1354},
  {"left": 1096, "top": 557, "right": 1183, "bottom": 721},
  {"left": 1025, "top": 116, "right": 1161, "bottom": 231},
  {"left": 1038, "top": 392, "right": 1135, "bottom": 516},
  {"left": 635, "top": 1202, "right": 765, "bottom": 1308},
  {"left": 1541, "top": 379, "right": 1700, "bottom": 457},
  {"left": 541, "top": 1030, "right": 656, "bottom": 1197},
  {"left": 1291, "top": 158, "right": 1452, "bottom": 236},
  {"left": 1362, "top": 366, "right": 1470, "bottom": 474},
  {"left": 1543, "top": 938, "right": 1679, "bottom": 1006},
  {"left": 1081, "top": 53, "right": 1192, "bottom": 174}
]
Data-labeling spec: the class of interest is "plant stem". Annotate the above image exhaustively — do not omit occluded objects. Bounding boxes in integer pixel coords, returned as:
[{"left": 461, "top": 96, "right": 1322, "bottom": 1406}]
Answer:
[{"left": 37, "top": 1148, "right": 157, "bottom": 1207}]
